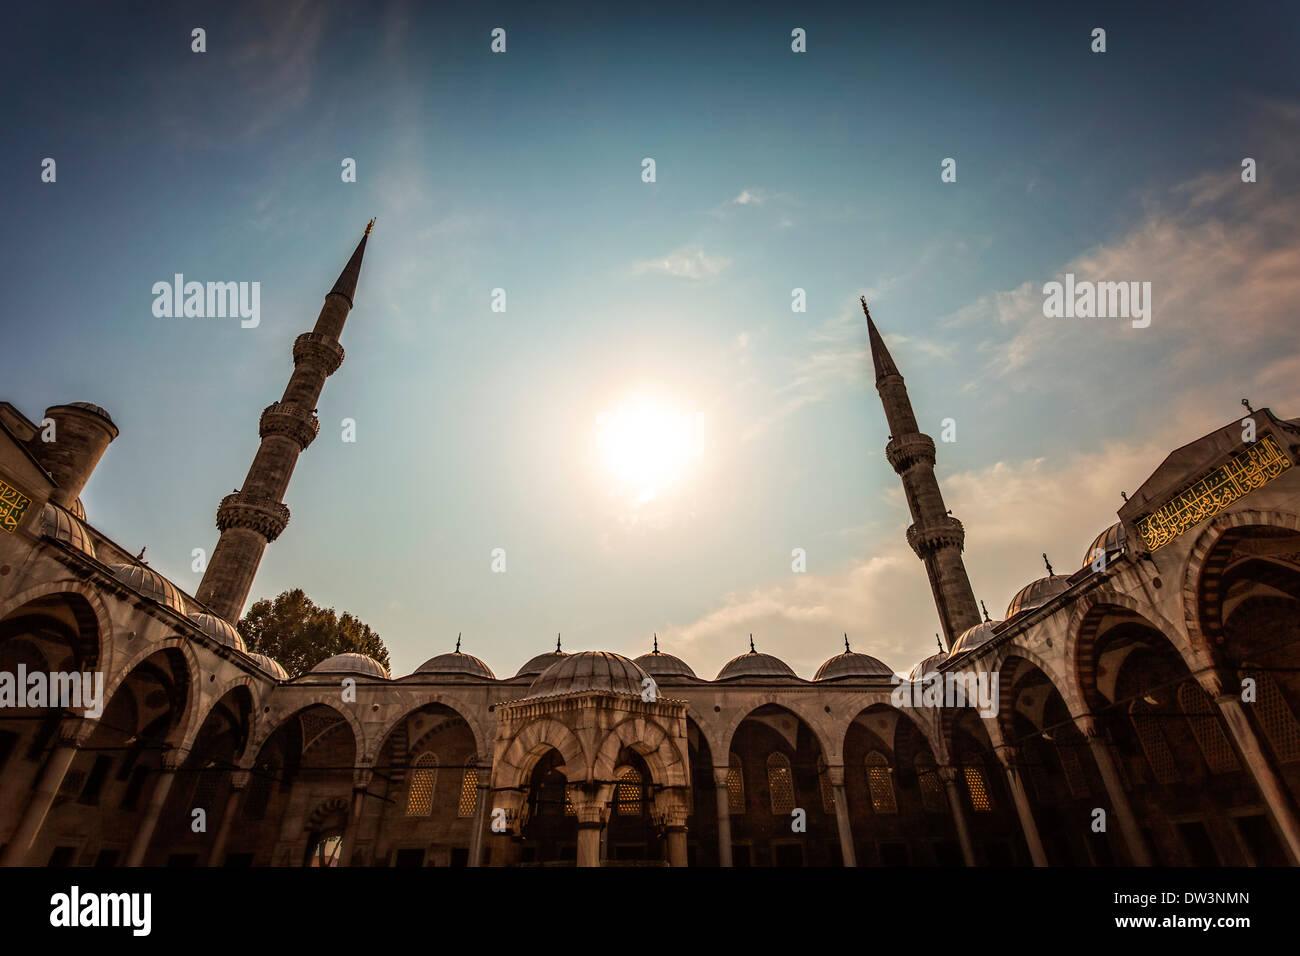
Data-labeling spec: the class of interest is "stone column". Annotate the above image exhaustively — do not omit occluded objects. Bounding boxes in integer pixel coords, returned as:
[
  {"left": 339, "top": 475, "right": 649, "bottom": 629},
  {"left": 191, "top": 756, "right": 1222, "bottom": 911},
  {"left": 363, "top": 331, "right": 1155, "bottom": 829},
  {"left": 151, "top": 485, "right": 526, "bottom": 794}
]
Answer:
[
  {"left": 826, "top": 765, "right": 857, "bottom": 867},
  {"left": 656, "top": 792, "right": 690, "bottom": 867},
  {"left": 993, "top": 745, "right": 1047, "bottom": 866},
  {"left": 1073, "top": 714, "right": 1151, "bottom": 866},
  {"left": 573, "top": 790, "right": 607, "bottom": 868},
  {"left": 338, "top": 780, "right": 368, "bottom": 867},
  {"left": 0, "top": 735, "right": 79, "bottom": 866},
  {"left": 207, "top": 770, "right": 249, "bottom": 866},
  {"left": 1206, "top": 676, "right": 1300, "bottom": 864},
  {"left": 126, "top": 749, "right": 188, "bottom": 866},
  {"left": 938, "top": 764, "right": 978, "bottom": 866},
  {"left": 468, "top": 761, "right": 491, "bottom": 867},
  {"left": 712, "top": 765, "right": 733, "bottom": 867}
]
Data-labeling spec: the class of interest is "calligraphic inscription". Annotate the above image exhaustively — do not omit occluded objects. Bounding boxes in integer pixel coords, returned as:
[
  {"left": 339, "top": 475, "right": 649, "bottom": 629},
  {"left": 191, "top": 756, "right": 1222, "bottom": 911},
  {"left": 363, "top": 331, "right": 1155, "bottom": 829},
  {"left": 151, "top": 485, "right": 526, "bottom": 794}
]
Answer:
[
  {"left": 0, "top": 477, "right": 32, "bottom": 534},
  {"left": 1136, "top": 436, "right": 1293, "bottom": 552}
]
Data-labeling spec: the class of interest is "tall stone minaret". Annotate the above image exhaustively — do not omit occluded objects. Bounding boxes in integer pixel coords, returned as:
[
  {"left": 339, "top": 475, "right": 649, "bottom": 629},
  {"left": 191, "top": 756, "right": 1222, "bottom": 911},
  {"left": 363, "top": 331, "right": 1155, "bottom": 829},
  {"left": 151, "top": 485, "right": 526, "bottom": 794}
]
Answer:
[
  {"left": 197, "top": 220, "right": 374, "bottom": 623},
  {"left": 862, "top": 297, "right": 981, "bottom": 649}
]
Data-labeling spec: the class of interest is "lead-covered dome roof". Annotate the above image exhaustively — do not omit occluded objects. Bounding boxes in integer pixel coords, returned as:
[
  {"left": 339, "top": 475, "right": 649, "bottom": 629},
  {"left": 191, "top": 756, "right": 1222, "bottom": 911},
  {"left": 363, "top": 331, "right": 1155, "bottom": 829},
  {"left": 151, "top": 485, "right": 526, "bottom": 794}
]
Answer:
[
  {"left": 248, "top": 653, "right": 288, "bottom": 680},
  {"left": 716, "top": 648, "right": 797, "bottom": 680},
  {"left": 415, "top": 651, "right": 495, "bottom": 679},
  {"left": 814, "top": 650, "right": 894, "bottom": 681},
  {"left": 41, "top": 502, "right": 95, "bottom": 558},
  {"left": 949, "top": 620, "right": 1001, "bottom": 656},
  {"left": 633, "top": 650, "right": 696, "bottom": 679},
  {"left": 310, "top": 652, "right": 390, "bottom": 679},
  {"left": 1005, "top": 574, "right": 1070, "bottom": 620},
  {"left": 908, "top": 651, "right": 948, "bottom": 682},
  {"left": 526, "top": 651, "right": 649, "bottom": 698},
  {"left": 515, "top": 649, "right": 569, "bottom": 678},
  {"left": 1081, "top": 522, "right": 1128, "bottom": 569},
  {"left": 189, "top": 611, "right": 245, "bottom": 651},
  {"left": 110, "top": 563, "right": 184, "bottom": 612}
]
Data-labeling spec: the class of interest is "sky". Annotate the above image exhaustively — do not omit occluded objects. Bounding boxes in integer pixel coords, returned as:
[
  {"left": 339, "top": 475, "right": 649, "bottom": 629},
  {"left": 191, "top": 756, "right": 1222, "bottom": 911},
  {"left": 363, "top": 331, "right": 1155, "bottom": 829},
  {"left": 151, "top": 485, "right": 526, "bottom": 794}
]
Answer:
[{"left": 3, "top": 0, "right": 1299, "bottom": 680}]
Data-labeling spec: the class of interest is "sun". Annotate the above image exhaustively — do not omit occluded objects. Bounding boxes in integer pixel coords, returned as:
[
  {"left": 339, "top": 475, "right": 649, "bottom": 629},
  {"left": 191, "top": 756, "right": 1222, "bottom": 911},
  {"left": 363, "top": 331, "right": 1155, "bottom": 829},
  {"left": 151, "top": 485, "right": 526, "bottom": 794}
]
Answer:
[{"left": 595, "top": 392, "right": 705, "bottom": 505}]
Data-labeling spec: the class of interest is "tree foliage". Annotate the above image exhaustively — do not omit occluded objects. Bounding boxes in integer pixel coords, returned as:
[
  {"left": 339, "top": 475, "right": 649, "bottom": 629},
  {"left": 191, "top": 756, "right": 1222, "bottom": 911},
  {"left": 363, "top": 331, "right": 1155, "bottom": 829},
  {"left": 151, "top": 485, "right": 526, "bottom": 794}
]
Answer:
[{"left": 237, "top": 589, "right": 390, "bottom": 678}]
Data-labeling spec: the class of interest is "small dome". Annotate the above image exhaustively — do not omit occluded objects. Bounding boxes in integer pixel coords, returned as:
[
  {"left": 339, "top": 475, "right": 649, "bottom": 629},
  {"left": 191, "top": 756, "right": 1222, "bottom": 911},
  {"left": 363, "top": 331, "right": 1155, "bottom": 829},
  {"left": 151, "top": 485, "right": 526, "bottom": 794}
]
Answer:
[
  {"left": 814, "top": 651, "right": 894, "bottom": 681},
  {"left": 69, "top": 498, "right": 86, "bottom": 521},
  {"left": 415, "top": 651, "right": 495, "bottom": 679},
  {"left": 1005, "top": 575, "right": 1071, "bottom": 620},
  {"left": 110, "top": 563, "right": 184, "bottom": 612},
  {"left": 633, "top": 651, "right": 697, "bottom": 679},
  {"left": 248, "top": 653, "right": 288, "bottom": 680},
  {"left": 527, "top": 651, "right": 649, "bottom": 698},
  {"left": 515, "top": 650, "right": 569, "bottom": 678},
  {"left": 949, "top": 620, "right": 1001, "bottom": 656},
  {"left": 189, "top": 611, "right": 245, "bottom": 651},
  {"left": 908, "top": 652, "right": 948, "bottom": 682},
  {"left": 310, "top": 652, "right": 390, "bottom": 679},
  {"left": 1081, "top": 522, "right": 1128, "bottom": 569},
  {"left": 41, "top": 502, "right": 95, "bottom": 558},
  {"left": 716, "top": 650, "right": 797, "bottom": 681},
  {"left": 62, "top": 402, "right": 116, "bottom": 425}
]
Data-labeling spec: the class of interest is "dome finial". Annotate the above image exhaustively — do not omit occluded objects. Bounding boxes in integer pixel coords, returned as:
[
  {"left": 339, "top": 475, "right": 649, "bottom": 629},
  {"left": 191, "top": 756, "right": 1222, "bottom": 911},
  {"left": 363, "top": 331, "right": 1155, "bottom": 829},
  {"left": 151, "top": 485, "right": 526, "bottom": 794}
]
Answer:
[
  {"left": 653, "top": 632, "right": 659, "bottom": 653},
  {"left": 980, "top": 600, "right": 990, "bottom": 623},
  {"left": 844, "top": 632, "right": 851, "bottom": 654},
  {"left": 1043, "top": 552, "right": 1054, "bottom": 576},
  {"left": 556, "top": 632, "right": 562, "bottom": 652},
  {"left": 455, "top": 632, "right": 461, "bottom": 653},
  {"left": 936, "top": 633, "right": 944, "bottom": 653},
  {"left": 365, "top": 217, "right": 375, "bottom": 236},
  {"left": 749, "top": 633, "right": 755, "bottom": 654},
  {"left": 1242, "top": 397, "right": 1254, "bottom": 414}
]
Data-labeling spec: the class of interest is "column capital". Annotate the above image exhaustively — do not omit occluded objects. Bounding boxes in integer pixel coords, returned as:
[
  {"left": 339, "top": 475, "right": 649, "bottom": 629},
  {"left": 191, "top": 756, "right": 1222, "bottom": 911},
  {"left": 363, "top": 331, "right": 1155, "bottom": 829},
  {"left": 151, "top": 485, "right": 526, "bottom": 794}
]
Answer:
[
  {"left": 1071, "top": 712, "right": 1103, "bottom": 740},
  {"left": 936, "top": 764, "right": 960, "bottom": 785},
  {"left": 712, "top": 765, "right": 731, "bottom": 787},
  {"left": 824, "top": 764, "right": 846, "bottom": 787},
  {"left": 161, "top": 747, "right": 190, "bottom": 772}
]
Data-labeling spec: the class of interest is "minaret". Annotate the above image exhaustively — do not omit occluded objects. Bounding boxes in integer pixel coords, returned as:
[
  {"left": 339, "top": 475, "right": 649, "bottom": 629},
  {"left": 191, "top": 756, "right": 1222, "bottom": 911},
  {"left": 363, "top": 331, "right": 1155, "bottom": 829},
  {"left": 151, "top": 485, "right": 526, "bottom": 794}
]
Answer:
[
  {"left": 196, "top": 220, "right": 374, "bottom": 622},
  {"left": 862, "top": 297, "right": 981, "bottom": 649}
]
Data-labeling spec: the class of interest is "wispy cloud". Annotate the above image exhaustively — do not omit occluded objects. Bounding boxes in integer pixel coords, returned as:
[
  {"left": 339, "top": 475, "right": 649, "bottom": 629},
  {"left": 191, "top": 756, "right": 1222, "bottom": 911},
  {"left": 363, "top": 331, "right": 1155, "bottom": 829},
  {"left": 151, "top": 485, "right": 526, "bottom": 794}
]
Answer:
[{"left": 632, "top": 247, "right": 731, "bottom": 281}]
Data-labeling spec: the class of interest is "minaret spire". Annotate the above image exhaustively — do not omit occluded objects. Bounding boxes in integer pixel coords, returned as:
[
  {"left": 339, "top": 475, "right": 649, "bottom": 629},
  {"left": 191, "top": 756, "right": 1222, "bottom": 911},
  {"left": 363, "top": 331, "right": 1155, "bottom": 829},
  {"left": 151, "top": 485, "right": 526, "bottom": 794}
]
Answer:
[
  {"left": 197, "top": 221, "right": 374, "bottom": 622},
  {"left": 863, "top": 299, "right": 981, "bottom": 650}
]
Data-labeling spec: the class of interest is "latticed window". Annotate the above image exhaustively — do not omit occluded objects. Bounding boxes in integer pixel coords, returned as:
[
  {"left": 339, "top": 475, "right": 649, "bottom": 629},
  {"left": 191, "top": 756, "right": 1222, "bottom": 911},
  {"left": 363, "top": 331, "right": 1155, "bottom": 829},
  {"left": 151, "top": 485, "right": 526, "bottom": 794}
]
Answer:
[
  {"left": 766, "top": 753, "right": 795, "bottom": 814},
  {"left": 914, "top": 753, "right": 946, "bottom": 813},
  {"left": 1240, "top": 669, "right": 1300, "bottom": 763},
  {"left": 1058, "top": 745, "right": 1090, "bottom": 798},
  {"left": 817, "top": 758, "right": 835, "bottom": 814},
  {"left": 189, "top": 762, "right": 222, "bottom": 813},
  {"left": 565, "top": 786, "right": 576, "bottom": 815},
  {"left": 1178, "top": 682, "right": 1240, "bottom": 774},
  {"left": 616, "top": 768, "right": 642, "bottom": 816},
  {"left": 458, "top": 762, "right": 479, "bottom": 818},
  {"left": 1129, "top": 701, "right": 1181, "bottom": 785},
  {"left": 406, "top": 752, "right": 438, "bottom": 816},
  {"left": 963, "top": 763, "right": 992, "bottom": 812},
  {"left": 866, "top": 751, "right": 897, "bottom": 813},
  {"left": 726, "top": 754, "right": 745, "bottom": 814}
]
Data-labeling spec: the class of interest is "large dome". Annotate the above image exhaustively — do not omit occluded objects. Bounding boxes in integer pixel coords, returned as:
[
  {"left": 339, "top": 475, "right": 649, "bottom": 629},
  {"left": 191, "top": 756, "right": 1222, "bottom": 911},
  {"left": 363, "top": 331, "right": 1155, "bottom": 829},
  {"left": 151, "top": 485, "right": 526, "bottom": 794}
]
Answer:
[
  {"left": 1005, "top": 574, "right": 1070, "bottom": 620},
  {"left": 527, "top": 651, "right": 649, "bottom": 698},
  {"left": 634, "top": 650, "right": 697, "bottom": 679},
  {"left": 415, "top": 651, "right": 495, "bottom": 679},
  {"left": 1081, "top": 522, "right": 1128, "bottom": 569},
  {"left": 949, "top": 620, "right": 1001, "bottom": 656},
  {"left": 310, "top": 652, "right": 390, "bottom": 679},
  {"left": 515, "top": 650, "right": 569, "bottom": 678},
  {"left": 248, "top": 653, "right": 288, "bottom": 680},
  {"left": 41, "top": 502, "right": 95, "bottom": 558},
  {"left": 110, "top": 563, "right": 184, "bottom": 612},
  {"left": 814, "top": 650, "right": 894, "bottom": 681},
  {"left": 189, "top": 611, "right": 245, "bottom": 651},
  {"left": 716, "top": 649, "right": 797, "bottom": 681}
]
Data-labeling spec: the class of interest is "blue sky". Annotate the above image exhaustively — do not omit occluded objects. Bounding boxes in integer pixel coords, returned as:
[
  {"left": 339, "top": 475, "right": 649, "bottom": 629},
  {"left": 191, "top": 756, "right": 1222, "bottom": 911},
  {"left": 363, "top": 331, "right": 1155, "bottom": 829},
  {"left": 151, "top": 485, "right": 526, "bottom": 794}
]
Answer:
[{"left": 4, "top": 0, "right": 1299, "bottom": 679}]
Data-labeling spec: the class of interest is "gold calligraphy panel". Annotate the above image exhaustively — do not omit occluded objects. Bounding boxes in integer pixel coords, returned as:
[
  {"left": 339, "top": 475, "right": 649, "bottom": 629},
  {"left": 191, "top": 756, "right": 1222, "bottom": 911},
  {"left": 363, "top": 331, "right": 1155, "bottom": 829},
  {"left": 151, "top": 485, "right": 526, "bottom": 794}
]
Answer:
[
  {"left": 1136, "top": 435, "right": 1293, "bottom": 552},
  {"left": 0, "top": 478, "right": 33, "bottom": 534}
]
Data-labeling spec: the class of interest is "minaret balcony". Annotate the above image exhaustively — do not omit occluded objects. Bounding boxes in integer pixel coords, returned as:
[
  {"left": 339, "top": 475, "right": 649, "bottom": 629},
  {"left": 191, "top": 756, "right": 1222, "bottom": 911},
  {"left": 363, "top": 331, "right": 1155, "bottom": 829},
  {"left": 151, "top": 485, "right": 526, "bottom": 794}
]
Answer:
[
  {"left": 907, "top": 516, "right": 966, "bottom": 558},
  {"left": 293, "top": 332, "right": 345, "bottom": 375},
  {"left": 886, "top": 433, "right": 936, "bottom": 473},
  {"left": 215, "top": 493, "right": 291, "bottom": 541},
  {"left": 259, "top": 402, "right": 320, "bottom": 450}
]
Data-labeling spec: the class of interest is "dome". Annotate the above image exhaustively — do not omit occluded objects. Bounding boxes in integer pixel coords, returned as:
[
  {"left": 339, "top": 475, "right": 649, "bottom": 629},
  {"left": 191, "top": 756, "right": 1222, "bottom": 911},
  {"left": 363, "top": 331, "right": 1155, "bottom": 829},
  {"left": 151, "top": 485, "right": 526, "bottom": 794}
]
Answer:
[
  {"left": 62, "top": 402, "right": 116, "bottom": 426},
  {"left": 716, "top": 649, "right": 798, "bottom": 681},
  {"left": 69, "top": 497, "right": 86, "bottom": 521},
  {"left": 1081, "top": 522, "right": 1128, "bottom": 569},
  {"left": 248, "top": 653, "right": 288, "bottom": 680},
  {"left": 814, "top": 651, "right": 894, "bottom": 681},
  {"left": 415, "top": 651, "right": 495, "bottom": 679},
  {"left": 110, "top": 563, "right": 184, "bottom": 612},
  {"left": 634, "top": 651, "right": 697, "bottom": 679},
  {"left": 1005, "top": 574, "right": 1071, "bottom": 620},
  {"left": 310, "top": 652, "right": 390, "bottom": 679},
  {"left": 526, "top": 651, "right": 649, "bottom": 699},
  {"left": 515, "top": 650, "right": 569, "bottom": 678},
  {"left": 949, "top": 620, "right": 1001, "bottom": 656},
  {"left": 908, "top": 652, "right": 948, "bottom": 682},
  {"left": 41, "top": 502, "right": 95, "bottom": 558},
  {"left": 189, "top": 611, "right": 245, "bottom": 651}
]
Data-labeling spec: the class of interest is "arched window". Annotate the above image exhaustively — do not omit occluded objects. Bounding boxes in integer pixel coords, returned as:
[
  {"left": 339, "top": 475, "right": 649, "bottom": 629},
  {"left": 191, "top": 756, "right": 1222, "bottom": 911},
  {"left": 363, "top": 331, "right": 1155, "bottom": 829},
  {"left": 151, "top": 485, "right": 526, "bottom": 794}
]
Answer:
[
  {"left": 963, "top": 762, "right": 992, "bottom": 812},
  {"left": 1129, "top": 700, "right": 1180, "bottom": 784},
  {"left": 726, "top": 753, "right": 745, "bottom": 814},
  {"left": 865, "top": 751, "right": 897, "bottom": 813},
  {"left": 766, "top": 753, "right": 795, "bottom": 814},
  {"left": 914, "top": 752, "right": 946, "bottom": 813},
  {"left": 1239, "top": 668, "right": 1300, "bottom": 763},
  {"left": 406, "top": 752, "right": 438, "bottom": 816},
  {"left": 816, "top": 756, "right": 835, "bottom": 814},
  {"left": 1178, "top": 682, "right": 1240, "bottom": 774},
  {"left": 616, "top": 768, "right": 642, "bottom": 816},
  {"left": 458, "top": 758, "right": 479, "bottom": 818}
]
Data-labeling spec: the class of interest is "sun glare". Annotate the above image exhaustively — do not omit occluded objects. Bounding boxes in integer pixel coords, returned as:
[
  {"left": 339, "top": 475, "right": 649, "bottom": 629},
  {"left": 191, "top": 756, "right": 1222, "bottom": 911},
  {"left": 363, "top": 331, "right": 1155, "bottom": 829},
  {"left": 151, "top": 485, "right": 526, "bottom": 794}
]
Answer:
[{"left": 595, "top": 393, "right": 705, "bottom": 506}]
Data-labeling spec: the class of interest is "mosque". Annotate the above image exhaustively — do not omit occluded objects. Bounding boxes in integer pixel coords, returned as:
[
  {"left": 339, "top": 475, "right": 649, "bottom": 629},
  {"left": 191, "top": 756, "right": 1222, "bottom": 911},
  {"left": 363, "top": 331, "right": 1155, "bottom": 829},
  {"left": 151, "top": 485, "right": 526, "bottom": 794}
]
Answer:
[{"left": 1, "top": 222, "right": 1298, "bottom": 867}]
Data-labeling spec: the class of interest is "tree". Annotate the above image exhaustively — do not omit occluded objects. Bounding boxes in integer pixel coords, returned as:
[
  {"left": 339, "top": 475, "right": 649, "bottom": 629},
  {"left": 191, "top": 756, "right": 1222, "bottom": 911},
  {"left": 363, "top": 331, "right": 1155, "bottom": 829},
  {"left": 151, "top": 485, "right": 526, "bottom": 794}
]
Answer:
[{"left": 237, "top": 589, "right": 390, "bottom": 678}]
